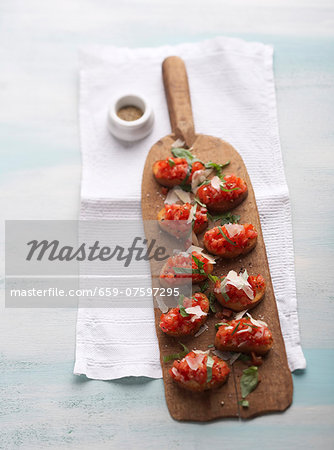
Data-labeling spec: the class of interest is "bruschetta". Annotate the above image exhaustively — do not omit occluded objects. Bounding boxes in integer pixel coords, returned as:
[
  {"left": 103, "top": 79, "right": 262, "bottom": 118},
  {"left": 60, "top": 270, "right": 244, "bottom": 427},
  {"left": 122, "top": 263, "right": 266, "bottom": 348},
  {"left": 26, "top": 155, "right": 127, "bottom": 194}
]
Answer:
[
  {"left": 215, "top": 317, "right": 273, "bottom": 355},
  {"left": 159, "top": 293, "right": 209, "bottom": 336},
  {"left": 159, "top": 251, "right": 214, "bottom": 287},
  {"left": 157, "top": 203, "right": 208, "bottom": 238},
  {"left": 214, "top": 270, "right": 266, "bottom": 312},
  {"left": 153, "top": 157, "right": 204, "bottom": 187},
  {"left": 197, "top": 174, "right": 247, "bottom": 212},
  {"left": 169, "top": 350, "right": 230, "bottom": 392},
  {"left": 204, "top": 223, "right": 258, "bottom": 257}
]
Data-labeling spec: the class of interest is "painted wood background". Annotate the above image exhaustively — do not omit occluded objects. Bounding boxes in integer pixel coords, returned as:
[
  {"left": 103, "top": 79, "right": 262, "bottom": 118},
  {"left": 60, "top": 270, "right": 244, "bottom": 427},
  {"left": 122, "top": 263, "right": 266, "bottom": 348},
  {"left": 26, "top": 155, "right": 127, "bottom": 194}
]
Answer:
[{"left": 0, "top": 0, "right": 333, "bottom": 448}]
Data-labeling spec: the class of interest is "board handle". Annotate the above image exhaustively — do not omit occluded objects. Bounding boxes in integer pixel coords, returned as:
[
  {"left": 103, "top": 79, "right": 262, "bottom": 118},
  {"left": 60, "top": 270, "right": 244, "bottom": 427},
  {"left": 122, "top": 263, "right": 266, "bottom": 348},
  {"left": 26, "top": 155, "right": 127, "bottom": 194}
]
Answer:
[{"left": 162, "top": 56, "right": 196, "bottom": 147}]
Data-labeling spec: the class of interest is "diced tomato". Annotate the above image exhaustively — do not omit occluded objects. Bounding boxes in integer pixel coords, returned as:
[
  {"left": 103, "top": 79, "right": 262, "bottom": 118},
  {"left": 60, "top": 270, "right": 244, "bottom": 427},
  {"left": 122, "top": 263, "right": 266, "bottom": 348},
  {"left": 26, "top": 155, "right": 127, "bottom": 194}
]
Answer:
[
  {"left": 164, "top": 203, "right": 207, "bottom": 226},
  {"left": 215, "top": 318, "right": 272, "bottom": 349},
  {"left": 159, "top": 293, "right": 209, "bottom": 335},
  {"left": 160, "top": 251, "right": 212, "bottom": 283},
  {"left": 154, "top": 158, "right": 204, "bottom": 183},
  {"left": 169, "top": 351, "right": 230, "bottom": 386},
  {"left": 214, "top": 274, "right": 265, "bottom": 306},
  {"left": 204, "top": 223, "right": 257, "bottom": 253},
  {"left": 197, "top": 174, "right": 247, "bottom": 205}
]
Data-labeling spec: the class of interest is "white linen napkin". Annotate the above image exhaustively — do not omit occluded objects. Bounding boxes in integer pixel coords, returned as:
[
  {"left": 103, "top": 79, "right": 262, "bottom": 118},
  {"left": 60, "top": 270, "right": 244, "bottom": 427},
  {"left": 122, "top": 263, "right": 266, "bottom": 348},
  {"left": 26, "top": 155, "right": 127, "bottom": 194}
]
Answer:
[{"left": 74, "top": 37, "right": 306, "bottom": 379}]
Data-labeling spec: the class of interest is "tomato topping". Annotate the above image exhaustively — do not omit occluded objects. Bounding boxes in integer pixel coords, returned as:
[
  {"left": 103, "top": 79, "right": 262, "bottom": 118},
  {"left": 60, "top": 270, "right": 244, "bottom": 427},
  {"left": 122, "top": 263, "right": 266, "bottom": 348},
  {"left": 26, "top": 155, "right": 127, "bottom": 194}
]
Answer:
[
  {"left": 159, "top": 293, "right": 209, "bottom": 335},
  {"left": 154, "top": 158, "right": 204, "bottom": 183},
  {"left": 204, "top": 223, "right": 257, "bottom": 253},
  {"left": 160, "top": 251, "right": 212, "bottom": 283},
  {"left": 197, "top": 174, "right": 247, "bottom": 206},
  {"left": 164, "top": 203, "right": 207, "bottom": 226},
  {"left": 170, "top": 351, "right": 230, "bottom": 386},
  {"left": 214, "top": 274, "right": 265, "bottom": 306},
  {"left": 215, "top": 318, "right": 272, "bottom": 349}
]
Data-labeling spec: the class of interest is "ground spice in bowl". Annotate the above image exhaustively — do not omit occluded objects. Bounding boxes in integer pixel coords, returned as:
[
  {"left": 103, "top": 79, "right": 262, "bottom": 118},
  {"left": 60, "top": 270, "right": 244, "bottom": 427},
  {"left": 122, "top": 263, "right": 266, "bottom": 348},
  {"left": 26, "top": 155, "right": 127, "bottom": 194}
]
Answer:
[{"left": 117, "top": 105, "right": 143, "bottom": 121}]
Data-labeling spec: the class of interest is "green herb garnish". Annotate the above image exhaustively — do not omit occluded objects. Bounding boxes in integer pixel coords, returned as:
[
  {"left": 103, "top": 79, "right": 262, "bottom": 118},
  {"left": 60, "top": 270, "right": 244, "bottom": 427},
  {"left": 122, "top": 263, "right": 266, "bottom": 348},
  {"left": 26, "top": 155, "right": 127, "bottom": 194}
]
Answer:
[
  {"left": 208, "top": 274, "right": 219, "bottom": 283},
  {"left": 215, "top": 322, "right": 229, "bottom": 330},
  {"left": 163, "top": 342, "right": 189, "bottom": 363},
  {"left": 171, "top": 147, "right": 195, "bottom": 164},
  {"left": 206, "top": 355, "right": 214, "bottom": 383},
  {"left": 208, "top": 212, "right": 240, "bottom": 224},
  {"left": 240, "top": 366, "right": 259, "bottom": 399},
  {"left": 178, "top": 294, "right": 189, "bottom": 317},
  {"left": 192, "top": 254, "right": 206, "bottom": 275},
  {"left": 168, "top": 158, "right": 176, "bottom": 167},
  {"left": 208, "top": 292, "right": 216, "bottom": 313},
  {"left": 200, "top": 280, "right": 209, "bottom": 293},
  {"left": 218, "top": 226, "right": 236, "bottom": 246},
  {"left": 219, "top": 184, "right": 240, "bottom": 193},
  {"left": 231, "top": 321, "right": 241, "bottom": 335},
  {"left": 207, "top": 344, "right": 214, "bottom": 348},
  {"left": 205, "top": 161, "right": 230, "bottom": 177},
  {"left": 194, "top": 197, "right": 206, "bottom": 208},
  {"left": 239, "top": 399, "right": 249, "bottom": 408}
]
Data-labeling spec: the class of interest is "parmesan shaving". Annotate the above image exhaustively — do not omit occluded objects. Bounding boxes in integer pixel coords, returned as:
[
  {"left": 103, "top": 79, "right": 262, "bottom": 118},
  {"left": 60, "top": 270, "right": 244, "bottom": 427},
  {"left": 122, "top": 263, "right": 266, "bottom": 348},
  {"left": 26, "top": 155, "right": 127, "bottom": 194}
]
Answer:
[
  {"left": 184, "top": 305, "right": 207, "bottom": 322},
  {"left": 224, "top": 223, "right": 244, "bottom": 238},
  {"left": 221, "top": 270, "right": 254, "bottom": 300},
  {"left": 246, "top": 312, "right": 268, "bottom": 328},
  {"left": 191, "top": 168, "right": 213, "bottom": 194},
  {"left": 164, "top": 186, "right": 191, "bottom": 204},
  {"left": 193, "top": 350, "right": 210, "bottom": 355},
  {"left": 175, "top": 188, "right": 191, "bottom": 204},
  {"left": 156, "top": 296, "right": 168, "bottom": 313},
  {"left": 187, "top": 204, "right": 197, "bottom": 224},
  {"left": 212, "top": 349, "right": 241, "bottom": 365},
  {"left": 210, "top": 175, "right": 221, "bottom": 190},
  {"left": 186, "top": 245, "right": 217, "bottom": 264},
  {"left": 194, "top": 323, "right": 209, "bottom": 337},
  {"left": 234, "top": 309, "right": 248, "bottom": 320},
  {"left": 172, "top": 139, "right": 185, "bottom": 148},
  {"left": 185, "top": 353, "right": 205, "bottom": 370}
]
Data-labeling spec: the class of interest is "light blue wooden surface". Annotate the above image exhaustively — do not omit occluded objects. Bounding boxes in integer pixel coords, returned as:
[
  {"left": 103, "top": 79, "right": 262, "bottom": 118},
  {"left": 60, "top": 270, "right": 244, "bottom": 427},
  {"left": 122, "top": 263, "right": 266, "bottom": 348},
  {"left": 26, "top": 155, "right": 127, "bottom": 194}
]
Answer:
[{"left": 1, "top": 1, "right": 334, "bottom": 448}]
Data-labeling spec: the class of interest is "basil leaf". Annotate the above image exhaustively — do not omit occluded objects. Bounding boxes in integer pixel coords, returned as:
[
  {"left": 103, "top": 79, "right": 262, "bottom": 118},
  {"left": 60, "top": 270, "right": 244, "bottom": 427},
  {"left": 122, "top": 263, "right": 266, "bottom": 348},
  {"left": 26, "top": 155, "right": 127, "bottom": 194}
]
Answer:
[
  {"left": 239, "top": 399, "right": 249, "bottom": 408},
  {"left": 194, "top": 197, "right": 206, "bottom": 208},
  {"left": 179, "top": 306, "right": 189, "bottom": 317},
  {"left": 205, "top": 161, "right": 230, "bottom": 177},
  {"left": 163, "top": 342, "right": 189, "bottom": 362},
  {"left": 210, "top": 213, "right": 240, "bottom": 224},
  {"left": 192, "top": 254, "right": 206, "bottom": 275},
  {"left": 208, "top": 274, "right": 219, "bottom": 283},
  {"left": 231, "top": 321, "right": 241, "bottom": 335},
  {"left": 208, "top": 292, "right": 216, "bottom": 313},
  {"left": 178, "top": 295, "right": 189, "bottom": 317},
  {"left": 172, "top": 147, "right": 195, "bottom": 163},
  {"left": 220, "top": 184, "right": 240, "bottom": 193},
  {"left": 218, "top": 226, "right": 237, "bottom": 246},
  {"left": 240, "top": 366, "right": 259, "bottom": 399},
  {"left": 200, "top": 280, "right": 209, "bottom": 293},
  {"left": 206, "top": 355, "right": 214, "bottom": 383},
  {"left": 168, "top": 158, "right": 176, "bottom": 167}
]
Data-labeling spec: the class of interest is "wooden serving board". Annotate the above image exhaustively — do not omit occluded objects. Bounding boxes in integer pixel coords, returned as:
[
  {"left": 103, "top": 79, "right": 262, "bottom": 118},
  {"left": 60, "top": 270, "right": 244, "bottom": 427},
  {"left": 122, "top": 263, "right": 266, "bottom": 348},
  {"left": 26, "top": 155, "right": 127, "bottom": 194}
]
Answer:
[{"left": 141, "top": 57, "right": 293, "bottom": 421}]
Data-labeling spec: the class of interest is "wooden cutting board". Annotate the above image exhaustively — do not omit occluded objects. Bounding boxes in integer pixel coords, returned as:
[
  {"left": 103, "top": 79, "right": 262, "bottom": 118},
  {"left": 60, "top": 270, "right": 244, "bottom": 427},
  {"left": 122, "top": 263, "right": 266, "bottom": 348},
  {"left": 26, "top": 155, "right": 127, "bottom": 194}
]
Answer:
[{"left": 141, "top": 56, "right": 293, "bottom": 421}]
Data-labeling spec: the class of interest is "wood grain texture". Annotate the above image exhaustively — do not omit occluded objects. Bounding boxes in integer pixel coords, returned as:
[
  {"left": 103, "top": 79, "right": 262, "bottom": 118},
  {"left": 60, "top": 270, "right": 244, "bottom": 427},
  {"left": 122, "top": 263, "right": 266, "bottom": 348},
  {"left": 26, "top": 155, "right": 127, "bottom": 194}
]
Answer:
[
  {"left": 162, "top": 56, "right": 196, "bottom": 147},
  {"left": 141, "top": 133, "right": 293, "bottom": 420},
  {"left": 1, "top": 0, "right": 334, "bottom": 446}
]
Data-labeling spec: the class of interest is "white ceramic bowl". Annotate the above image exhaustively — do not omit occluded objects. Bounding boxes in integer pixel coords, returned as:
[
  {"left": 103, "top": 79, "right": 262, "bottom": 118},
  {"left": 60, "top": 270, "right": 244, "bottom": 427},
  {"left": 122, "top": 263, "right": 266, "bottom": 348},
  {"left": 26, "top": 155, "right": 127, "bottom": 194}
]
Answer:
[{"left": 107, "top": 94, "right": 154, "bottom": 142}]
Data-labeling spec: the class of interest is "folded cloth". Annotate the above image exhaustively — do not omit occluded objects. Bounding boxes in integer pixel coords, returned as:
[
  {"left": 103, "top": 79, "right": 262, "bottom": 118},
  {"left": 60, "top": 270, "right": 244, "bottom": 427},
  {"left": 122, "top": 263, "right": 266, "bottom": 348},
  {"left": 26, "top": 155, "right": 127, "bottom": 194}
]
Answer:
[{"left": 74, "top": 37, "right": 306, "bottom": 379}]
